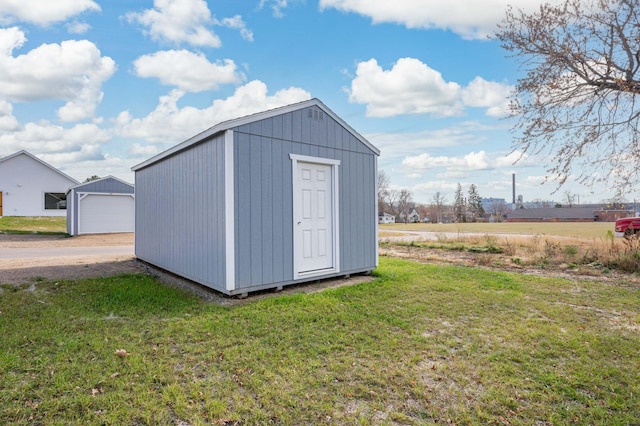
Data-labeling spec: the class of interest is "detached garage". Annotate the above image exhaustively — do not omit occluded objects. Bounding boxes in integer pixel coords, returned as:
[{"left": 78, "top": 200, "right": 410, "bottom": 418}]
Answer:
[
  {"left": 132, "top": 98, "right": 380, "bottom": 296},
  {"left": 66, "top": 176, "right": 135, "bottom": 236}
]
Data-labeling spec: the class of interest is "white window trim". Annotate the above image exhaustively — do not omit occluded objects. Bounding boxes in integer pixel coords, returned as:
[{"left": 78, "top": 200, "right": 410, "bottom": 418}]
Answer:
[{"left": 289, "top": 154, "right": 340, "bottom": 280}]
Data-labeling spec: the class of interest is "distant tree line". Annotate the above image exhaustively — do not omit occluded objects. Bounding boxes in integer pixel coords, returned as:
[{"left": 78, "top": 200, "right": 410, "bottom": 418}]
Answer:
[{"left": 378, "top": 171, "right": 495, "bottom": 223}]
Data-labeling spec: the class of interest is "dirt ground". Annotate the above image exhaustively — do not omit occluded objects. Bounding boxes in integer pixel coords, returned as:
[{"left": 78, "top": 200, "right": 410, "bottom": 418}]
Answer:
[
  {"left": 0, "top": 233, "right": 141, "bottom": 285},
  {"left": 3, "top": 231, "right": 638, "bottom": 295},
  {"left": 0, "top": 233, "right": 374, "bottom": 301}
]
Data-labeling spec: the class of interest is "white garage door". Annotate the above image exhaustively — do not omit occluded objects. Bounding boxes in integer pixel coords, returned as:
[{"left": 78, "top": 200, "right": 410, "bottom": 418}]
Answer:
[{"left": 79, "top": 194, "right": 135, "bottom": 234}]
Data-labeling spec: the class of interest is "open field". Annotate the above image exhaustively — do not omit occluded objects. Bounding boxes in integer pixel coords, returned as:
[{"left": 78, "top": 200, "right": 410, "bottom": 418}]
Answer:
[
  {"left": 1, "top": 258, "right": 639, "bottom": 424},
  {"left": 0, "top": 216, "right": 66, "bottom": 234},
  {"left": 381, "top": 222, "right": 614, "bottom": 239},
  {"left": 0, "top": 217, "right": 617, "bottom": 239}
]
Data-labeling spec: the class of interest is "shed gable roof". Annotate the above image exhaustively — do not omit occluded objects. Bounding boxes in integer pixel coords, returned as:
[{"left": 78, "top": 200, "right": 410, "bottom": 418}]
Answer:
[
  {"left": 67, "top": 175, "right": 134, "bottom": 192},
  {"left": 0, "top": 150, "right": 79, "bottom": 185},
  {"left": 132, "top": 98, "right": 379, "bottom": 171}
]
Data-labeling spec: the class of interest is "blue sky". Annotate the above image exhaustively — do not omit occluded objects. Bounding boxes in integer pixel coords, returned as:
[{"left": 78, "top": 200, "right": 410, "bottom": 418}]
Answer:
[{"left": 0, "top": 0, "right": 618, "bottom": 204}]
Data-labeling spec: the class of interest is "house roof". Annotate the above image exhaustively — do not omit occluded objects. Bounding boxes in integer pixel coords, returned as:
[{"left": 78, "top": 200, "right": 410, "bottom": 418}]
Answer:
[
  {"left": 132, "top": 98, "right": 380, "bottom": 172},
  {"left": 0, "top": 150, "right": 79, "bottom": 185},
  {"left": 506, "top": 207, "right": 596, "bottom": 220},
  {"left": 66, "top": 175, "right": 134, "bottom": 193}
]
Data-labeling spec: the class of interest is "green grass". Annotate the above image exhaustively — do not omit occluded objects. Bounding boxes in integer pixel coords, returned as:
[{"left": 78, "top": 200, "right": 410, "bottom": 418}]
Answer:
[
  {"left": 1, "top": 259, "right": 639, "bottom": 424},
  {"left": 0, "top": 216, "right": 66, "bottom": 234},
  {"left": 382, "top": 222, "right": 614, "bottom": 239}
]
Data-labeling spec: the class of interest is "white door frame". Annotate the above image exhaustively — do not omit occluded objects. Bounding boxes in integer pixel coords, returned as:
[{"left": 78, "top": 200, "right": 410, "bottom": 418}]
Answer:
[{"left": 290, "top": 154, "right": 340, "bottom": 279}]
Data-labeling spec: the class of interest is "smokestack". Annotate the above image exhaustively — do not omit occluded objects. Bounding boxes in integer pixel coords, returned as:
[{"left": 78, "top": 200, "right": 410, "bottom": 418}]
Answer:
[{"left": 512, "top": 173, "right": 516, "bottom": 205}]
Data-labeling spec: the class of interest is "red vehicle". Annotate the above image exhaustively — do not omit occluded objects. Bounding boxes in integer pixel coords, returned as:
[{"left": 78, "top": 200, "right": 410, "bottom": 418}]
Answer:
[{"left": 614, "top": 217, "right": 640, "bottom": 237}]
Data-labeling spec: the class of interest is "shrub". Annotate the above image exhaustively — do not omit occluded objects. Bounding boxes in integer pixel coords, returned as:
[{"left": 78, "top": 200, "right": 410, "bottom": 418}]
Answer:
[{"left": 563, "top": 245, "right": 578, "bottom": 256}]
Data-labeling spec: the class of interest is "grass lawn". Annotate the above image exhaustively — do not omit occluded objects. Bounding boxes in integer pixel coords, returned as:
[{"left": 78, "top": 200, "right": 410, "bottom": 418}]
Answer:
[
  {"left": 381, "top": 222, "right": 614, "bottom": 239},
  {"left": 1, "top": 258, "right": 638, "bottom": 424},
  {"left": 0, "top": 216, "right": 67, "bottom": 234}
]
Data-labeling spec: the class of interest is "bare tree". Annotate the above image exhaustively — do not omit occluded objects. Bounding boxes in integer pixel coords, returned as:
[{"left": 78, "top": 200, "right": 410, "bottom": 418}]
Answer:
[
  {"left": 397, "top": 189, "right": 413, "bottom": 223},
  {"left": 496, "top": 0, "right": 640, "bottom": 192},
  {"left": 563, "top": 190, "right": 577, "bottom": 207},
  {"left": 431, "top": 191, "right": 447, "bottom": 223},
  {"left": 384, "top": 189, "right": 400, "bottom": 217},
  {"left": 377, "top": 170, "right": 390, "bottom": 213},
  {"left": 415, "top": 204, "right": 430, "bottom": 221},
  {"left": 486, "top": 201, "right": 506, "bottom": 222}
]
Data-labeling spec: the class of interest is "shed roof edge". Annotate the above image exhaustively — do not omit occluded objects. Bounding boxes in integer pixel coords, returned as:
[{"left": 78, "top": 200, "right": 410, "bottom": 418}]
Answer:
[
  {"left": 131, "top": 98, "right": 379, "bottom": 171},
  {"left": 66, "top": 175, "right": 134, "bottom": 193}
]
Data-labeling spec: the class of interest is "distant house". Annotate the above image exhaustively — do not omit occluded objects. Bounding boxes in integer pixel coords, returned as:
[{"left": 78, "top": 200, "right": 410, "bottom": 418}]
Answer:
[
  {"left": 399, "top": 208, "right": 420, "bottom": 223},
  {"left": 0, "top": 150, "right": 78, "bottom": 217},
  {"left": 378, "top": 212, "right": 395, "bottom": 224}
]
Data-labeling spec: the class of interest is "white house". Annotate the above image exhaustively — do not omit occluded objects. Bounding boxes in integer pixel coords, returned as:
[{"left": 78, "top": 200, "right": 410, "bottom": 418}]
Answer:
[
  {"left": 378, "top": 212, "right": 396, "bottom": 224},
  {"left": 0, "top": 150, "right": 79, "bottom": 217},
  {"left": 399, "top": 208, "right": 420, "bottom": 223}
]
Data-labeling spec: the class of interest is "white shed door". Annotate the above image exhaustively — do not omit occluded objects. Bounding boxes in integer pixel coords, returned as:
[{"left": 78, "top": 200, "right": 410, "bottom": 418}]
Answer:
[
  {"left": 296, "top": 162, "right": 334, "bottom": 273},
  {"left": 79, "top": 194, "right": 134, "bottom": 234}
]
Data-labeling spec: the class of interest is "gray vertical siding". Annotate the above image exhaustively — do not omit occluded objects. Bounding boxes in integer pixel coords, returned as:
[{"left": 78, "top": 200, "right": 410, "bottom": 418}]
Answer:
[
  {"left": 232, "top": 107, "right": 377, "bottom": 291},
  {"left": 133, "top": 101, "right": 377, "bottom": 295},
  {"left": 135, "top": 135, "right": 227, "bottom": 292}
]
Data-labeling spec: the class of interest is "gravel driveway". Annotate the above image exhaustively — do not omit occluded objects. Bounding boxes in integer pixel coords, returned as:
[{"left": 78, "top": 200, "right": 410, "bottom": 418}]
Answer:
[{"left": 0, "top": 233, "right": 142, "bottom": 285}]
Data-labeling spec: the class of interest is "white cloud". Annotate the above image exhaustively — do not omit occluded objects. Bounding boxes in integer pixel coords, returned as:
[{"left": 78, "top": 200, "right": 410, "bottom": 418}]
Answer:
[
  {"left": 370, "top": 124, "right": 488, "bottom": 165},
  {"left": 66, "top": 21, "right": 91, "bottom": 34},
  {"left": 259, "top": 0, "right": 296, "bottom": 18},
  {"left": 401, "top": 149, "right": 540, "bottom": 180},
  {"left": 115, "top": 80, "right": 311, "bottom": 143},
  {"left": 0, "top": 0, "right": 100, "bottom": 26},
  {"left": 215, "top": 15, "right": 253, "bottom": 42},
  {"left": 133, "top": 50, "right": 245, "bottom": 92},
  {"left": 348, "top": 58, "right": 462, "bottom": 118},
  {"left": 0, "top": 27, "right": 116, "bottom": 122},
  {"left": 0, "top": 120, "right": 111, "bottom": 165},
  {"left": 461, "top": 77, "right": 513, "bottom": 117},
  {"left": 129, "top": 143, "right": 160, "bottom": 156},
  {"left": 0, "top": 99, "right": 19, "bottom": 131},
  {"left": 403, "top": 151, "right": 490, "bottom": 171},
  {"left": 411, "top": 180, "right": 459, "bottom": 194},
  {"left": 126, "top": 0, "right": 221, "bottom": 47},
  {"left": 494, "top": 150, "right": 538, "bottom": 168},
  {"left": 319, "top": 0, "right": 564, "bottom": 40},
  {"left": 348, "top": 58, "right": 511, "bottom": 118},
  {"left": 58, "top": 153, "right": 138, "bottom": 183}
]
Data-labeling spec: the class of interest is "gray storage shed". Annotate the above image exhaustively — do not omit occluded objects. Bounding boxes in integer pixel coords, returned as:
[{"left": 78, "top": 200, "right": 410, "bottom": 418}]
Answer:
[
  {"left": 132, "top": 98, "right": 380, "bottom": 296},
  {"left": 66, "top": 176, "right": 135, "bottom": 235}
]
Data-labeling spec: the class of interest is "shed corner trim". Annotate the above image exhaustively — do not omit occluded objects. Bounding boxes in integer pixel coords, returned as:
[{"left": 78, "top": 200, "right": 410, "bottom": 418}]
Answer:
[{"left": 224, "top": 129, "right": 235, "bottom": 292}]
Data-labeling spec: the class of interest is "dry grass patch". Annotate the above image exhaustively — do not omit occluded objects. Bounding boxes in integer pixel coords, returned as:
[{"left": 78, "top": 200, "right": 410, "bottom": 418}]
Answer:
[{"left": 381, "top": 230, "right": 640, "bottom": 276}]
